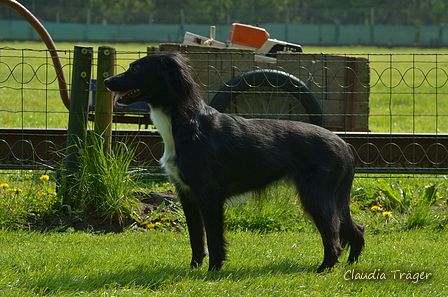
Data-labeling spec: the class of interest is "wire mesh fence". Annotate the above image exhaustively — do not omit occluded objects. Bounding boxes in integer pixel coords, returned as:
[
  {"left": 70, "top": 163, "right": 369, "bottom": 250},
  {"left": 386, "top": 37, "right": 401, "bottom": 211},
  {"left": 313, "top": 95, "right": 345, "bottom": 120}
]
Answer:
[{"left": 0, "top": 45, "right": 447, "bottom": 175}]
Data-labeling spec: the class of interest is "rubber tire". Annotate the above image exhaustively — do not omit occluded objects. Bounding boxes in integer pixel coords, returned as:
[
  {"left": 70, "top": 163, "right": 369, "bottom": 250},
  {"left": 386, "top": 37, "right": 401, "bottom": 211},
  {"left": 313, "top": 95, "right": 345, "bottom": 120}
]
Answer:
[{"left": 210, "top": 69, "right": 325, "bottom": 126}]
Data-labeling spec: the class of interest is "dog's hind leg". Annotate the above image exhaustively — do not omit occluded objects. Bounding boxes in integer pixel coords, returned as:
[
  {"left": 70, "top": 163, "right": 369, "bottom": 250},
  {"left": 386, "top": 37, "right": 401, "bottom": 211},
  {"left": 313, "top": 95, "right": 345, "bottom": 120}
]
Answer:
[
  {"left": 341, "top": 219, "right": 365, "bottom": 264},
  {"left": 338, "top": 192, "right": 365, "bottom": 264},
  {"left": 298, "top": 186, "right": 343, "bottom": 273},
  {"left": 314, "top": 209, "right": 343, "bottom": 273},
  {"left": 178, "top": 189, "right": 207, "bottom": 268},
  {"left": 195, "top": 189, "right": 227, "bottom": 271}
]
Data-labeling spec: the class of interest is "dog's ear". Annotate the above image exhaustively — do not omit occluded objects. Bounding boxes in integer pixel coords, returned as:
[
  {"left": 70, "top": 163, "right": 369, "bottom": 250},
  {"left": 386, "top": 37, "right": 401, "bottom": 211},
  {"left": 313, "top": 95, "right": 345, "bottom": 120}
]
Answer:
[
  {"left": 158, "top": 53, "right": 200, "bottom": 117},
  {"left": 158, "top": 55, "right": 173, "bottom": 71},
  {"left": 157, "top": 53, "right": 187, "bottom": 100}
]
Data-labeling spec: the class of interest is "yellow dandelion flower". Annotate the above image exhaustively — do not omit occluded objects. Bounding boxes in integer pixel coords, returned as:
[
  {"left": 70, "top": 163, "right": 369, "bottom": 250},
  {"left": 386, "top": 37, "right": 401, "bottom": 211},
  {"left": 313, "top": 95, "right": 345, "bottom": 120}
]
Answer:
[
  {"left": 40, "top": 175, "right": 50, "bottom": 182},
  {"left": 146, "top": 223, "right": 155, "bottom": 229},
  {"left": 371, "top": 205, "right": 381, "bottom": 212},
  {"left": 6, "top": 188, "right": 22, "bottom": 193},
  {"left": 155, "top": 222, "right": 163, "bottom": 226},
  {"left": 382, "top": 211, "right": 393, "bottom": 218},
  {"left": 0, "top": 183, "right": 9, "bottom": 188}
]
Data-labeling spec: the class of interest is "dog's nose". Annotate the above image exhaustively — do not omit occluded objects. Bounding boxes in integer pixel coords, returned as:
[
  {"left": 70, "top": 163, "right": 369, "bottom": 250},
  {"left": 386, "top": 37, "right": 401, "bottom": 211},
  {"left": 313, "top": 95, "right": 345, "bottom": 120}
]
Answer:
[{"left": 103, "top": 77, "right": 111, "bottom": 87}]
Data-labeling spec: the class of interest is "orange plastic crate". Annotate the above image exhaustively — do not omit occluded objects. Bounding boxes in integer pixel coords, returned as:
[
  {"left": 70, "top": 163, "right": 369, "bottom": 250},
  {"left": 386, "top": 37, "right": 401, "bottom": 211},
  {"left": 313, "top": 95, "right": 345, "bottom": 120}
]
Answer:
[{"left": 227, "top": 23, "right": 270, "bottom": 48}]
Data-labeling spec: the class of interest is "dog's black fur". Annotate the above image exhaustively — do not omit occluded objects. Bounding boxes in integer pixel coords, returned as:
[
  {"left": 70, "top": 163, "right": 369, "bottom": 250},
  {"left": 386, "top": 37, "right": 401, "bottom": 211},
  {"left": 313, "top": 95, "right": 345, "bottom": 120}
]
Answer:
[{"left": 104, "top": 52, "right": 364, "bottom": 273}]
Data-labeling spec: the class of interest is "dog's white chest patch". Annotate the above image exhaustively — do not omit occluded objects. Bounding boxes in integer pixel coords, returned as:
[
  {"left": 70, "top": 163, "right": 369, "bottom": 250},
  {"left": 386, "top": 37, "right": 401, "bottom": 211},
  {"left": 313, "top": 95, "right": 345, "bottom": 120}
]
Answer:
[{"left": 150, "top": 107, "right": 189, "bottom": 190}]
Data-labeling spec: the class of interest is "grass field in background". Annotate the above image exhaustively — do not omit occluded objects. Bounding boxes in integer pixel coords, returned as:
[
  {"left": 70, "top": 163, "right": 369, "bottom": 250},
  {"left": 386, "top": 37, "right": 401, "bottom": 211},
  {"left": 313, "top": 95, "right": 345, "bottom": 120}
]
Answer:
[
  {"left": 1, "top": 41, "right": 447, "bottom": 132},
  {"left": 0, "top": 41, "right": 151, "bottom": 130}
]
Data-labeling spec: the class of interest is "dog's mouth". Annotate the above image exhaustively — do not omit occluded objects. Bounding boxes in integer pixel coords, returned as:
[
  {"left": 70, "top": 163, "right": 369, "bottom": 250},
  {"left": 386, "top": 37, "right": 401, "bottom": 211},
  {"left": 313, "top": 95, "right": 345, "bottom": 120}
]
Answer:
[{"left": 113, "top": 89, "right": 142, "bottom": 105}]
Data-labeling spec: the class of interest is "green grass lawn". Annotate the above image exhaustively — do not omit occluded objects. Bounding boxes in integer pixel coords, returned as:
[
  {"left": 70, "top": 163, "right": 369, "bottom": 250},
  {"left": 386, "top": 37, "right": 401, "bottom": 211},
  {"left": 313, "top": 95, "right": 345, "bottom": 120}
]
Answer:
[
  {"left": 0, "top": 173, "right": 447, "bottom": 295},
  {"left": 0, "top": 229, "right": 447, "bottom": 296}
]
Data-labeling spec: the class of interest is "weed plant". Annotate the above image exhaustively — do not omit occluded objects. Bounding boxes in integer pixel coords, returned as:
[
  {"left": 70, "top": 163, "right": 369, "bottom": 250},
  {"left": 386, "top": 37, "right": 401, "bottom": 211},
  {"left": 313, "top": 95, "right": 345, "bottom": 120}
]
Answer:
[
  {"left": 351, "top": 177, "right": 448, "bottom": 233},
  {"left": 0, "top": 173, "right": 58, "bottom": 228}
]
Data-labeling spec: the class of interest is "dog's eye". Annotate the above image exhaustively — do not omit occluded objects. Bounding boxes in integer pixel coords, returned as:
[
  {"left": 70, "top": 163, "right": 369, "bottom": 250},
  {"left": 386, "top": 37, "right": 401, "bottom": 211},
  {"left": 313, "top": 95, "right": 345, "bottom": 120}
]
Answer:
[{"left": 130, "top": 66, "right": 138, "bottom": 73}]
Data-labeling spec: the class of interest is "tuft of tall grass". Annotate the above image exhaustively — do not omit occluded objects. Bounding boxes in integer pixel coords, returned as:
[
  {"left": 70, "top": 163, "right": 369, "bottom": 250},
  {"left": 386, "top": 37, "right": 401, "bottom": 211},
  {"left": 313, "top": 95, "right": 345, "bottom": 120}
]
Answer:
[
  {"left": 404, "top": 184, "right": 440, "bottom": 229},
  {"left": 59, "top": 132, "right": 142, "bottom": 224}
]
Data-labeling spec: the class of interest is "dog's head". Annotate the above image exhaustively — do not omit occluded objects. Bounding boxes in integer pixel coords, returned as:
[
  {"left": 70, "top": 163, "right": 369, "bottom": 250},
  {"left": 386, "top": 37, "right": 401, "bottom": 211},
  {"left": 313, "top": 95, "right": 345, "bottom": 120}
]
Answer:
[{"left": 104, "top": 52, "right": 200, "bottom": 113}]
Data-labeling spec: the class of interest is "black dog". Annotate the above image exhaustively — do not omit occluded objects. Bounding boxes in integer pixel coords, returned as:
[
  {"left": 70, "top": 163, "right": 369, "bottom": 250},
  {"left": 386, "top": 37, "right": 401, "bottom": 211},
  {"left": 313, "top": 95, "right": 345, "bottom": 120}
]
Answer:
[{"left": 104, "top": 52, "right": 364, "bottom": 273}]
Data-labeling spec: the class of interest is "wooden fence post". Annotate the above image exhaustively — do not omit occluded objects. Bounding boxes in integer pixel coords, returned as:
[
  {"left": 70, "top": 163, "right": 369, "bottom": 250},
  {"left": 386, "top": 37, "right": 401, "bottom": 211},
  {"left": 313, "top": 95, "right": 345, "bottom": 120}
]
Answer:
[
  {"left": 94, "top": 46, "right": 116, "bottom": 153},
  {"left": 65, "top": 45, "right": 93, "bottom": 177}
]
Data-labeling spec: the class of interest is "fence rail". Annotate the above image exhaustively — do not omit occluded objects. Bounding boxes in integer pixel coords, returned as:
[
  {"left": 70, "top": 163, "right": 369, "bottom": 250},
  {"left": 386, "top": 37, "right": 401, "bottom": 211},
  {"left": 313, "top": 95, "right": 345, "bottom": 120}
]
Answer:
[{"left": 1, "top": 129, "right": 447, "bottom": 175}]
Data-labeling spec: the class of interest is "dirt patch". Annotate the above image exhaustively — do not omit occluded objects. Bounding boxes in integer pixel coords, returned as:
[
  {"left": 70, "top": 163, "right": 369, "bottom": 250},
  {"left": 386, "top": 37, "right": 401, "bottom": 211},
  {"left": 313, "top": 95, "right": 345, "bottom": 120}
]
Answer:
[{"left": 34, "top": 191, "right": 180, "bottom": 233}]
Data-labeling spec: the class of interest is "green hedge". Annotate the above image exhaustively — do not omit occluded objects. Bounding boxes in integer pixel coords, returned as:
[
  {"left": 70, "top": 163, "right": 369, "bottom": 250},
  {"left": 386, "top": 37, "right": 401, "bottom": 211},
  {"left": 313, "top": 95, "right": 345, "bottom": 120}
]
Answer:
[{"left": 0, "top": 20, "right": 446, "bottom": 47}]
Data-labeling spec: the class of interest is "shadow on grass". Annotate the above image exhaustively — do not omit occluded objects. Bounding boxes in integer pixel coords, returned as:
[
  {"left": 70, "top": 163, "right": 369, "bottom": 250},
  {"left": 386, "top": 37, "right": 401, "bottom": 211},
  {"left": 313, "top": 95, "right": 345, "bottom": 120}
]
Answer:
[{"left": 26, "top": 260, "right": 317, "bottom": 294}]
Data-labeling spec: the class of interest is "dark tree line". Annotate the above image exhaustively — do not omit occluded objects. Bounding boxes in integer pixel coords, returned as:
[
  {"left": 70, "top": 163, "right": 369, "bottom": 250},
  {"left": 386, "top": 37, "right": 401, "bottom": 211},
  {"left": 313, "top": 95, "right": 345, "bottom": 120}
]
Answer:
[{"left": 1, "top": 0, "right": 447, "bottom": 26}]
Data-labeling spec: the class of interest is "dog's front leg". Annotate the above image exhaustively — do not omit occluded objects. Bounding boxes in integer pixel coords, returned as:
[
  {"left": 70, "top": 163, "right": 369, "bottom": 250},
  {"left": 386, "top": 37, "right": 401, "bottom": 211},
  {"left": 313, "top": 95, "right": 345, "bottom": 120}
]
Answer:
[
  {"left": 196, "top": 190, "right": 227, "bottom": 271},
  {"left": 178, "top": 190, "right": 207, "bottom": 268}
]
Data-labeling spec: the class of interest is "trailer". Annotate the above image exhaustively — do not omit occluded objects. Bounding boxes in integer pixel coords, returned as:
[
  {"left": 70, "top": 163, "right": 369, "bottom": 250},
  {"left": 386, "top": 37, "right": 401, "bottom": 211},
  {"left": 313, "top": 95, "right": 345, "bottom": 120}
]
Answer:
[
  {"left": 113, "top": 24, "right": 370, "bottom": 131},
  {"left": 143, "top": 26, "right": 368, "bottom": 132}
]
